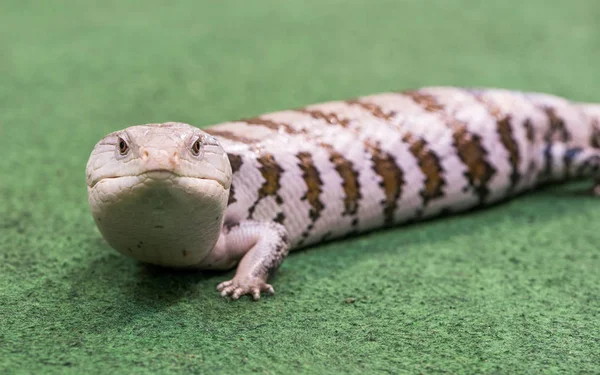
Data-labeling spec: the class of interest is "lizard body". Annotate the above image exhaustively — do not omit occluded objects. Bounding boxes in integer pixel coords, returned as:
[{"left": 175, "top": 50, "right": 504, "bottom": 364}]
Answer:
[{"left": 86, "top": 87, "right": 600, "bottom": 300}]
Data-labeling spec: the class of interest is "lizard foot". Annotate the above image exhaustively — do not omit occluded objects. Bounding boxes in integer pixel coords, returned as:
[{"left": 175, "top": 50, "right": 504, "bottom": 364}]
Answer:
[{"left": 216, "top": 277, "right": 275, "bottom": 300}]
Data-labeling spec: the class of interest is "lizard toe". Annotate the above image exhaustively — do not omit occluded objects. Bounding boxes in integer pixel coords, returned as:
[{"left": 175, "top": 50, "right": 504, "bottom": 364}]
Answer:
[
  {"left": 216, "top": 280, "right": 233, "bottom": 291},
  {"left": 219, "top": 284, "right": 237, "bottom": 297},
  {"left": 264, "top": 284, "right": 275, "bottom": 295},
  {"left": 216, "top": 277, "right": 276, "bottom": 300},
  {"left": 231, "top": 288, "right": 244, "bottom": 300}
]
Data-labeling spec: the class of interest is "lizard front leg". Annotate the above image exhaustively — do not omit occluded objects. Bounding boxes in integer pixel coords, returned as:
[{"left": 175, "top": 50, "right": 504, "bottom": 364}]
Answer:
[{"left": 199, "top": 220, "right": 290, "bottom": 300}]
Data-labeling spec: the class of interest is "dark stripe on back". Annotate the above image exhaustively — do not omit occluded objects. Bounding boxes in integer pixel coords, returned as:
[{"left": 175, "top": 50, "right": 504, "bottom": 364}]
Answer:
[
  {"left": 363, "top": 141, "right": 404, "bottom": 225},
  {"left": 243, "top": 117, "right": 299, "bottom": 134},
  {"left": 401, "top": 132, "right": 445, "bottom": 205},
  {"left": 590, "top": 118, "right": 600, "bottom": 149},
  {"left": 204, "top": 128, "right": 257, "bottom": 144},
  {"left": 524, "top": 119, "right": 535, "bottom": 143},
  {"left": 468, "top": 92, "right": 522, "bottom": 190},
  {"left": 496, "top": 116, "right": 521, "bottom": 189},
  {"left": 403, "top": 90, "right": 446, "bottom": 112},
  {"left": 247, "top": 152, "right": 284, "bottom": 219},
  {"left": 404, "top": 90, "right": 497, "bottom": 203},
  {"left": 319, "top": 143, "right": 362, "bottom": 219},
  {"left": 348, "top": 98, "right": 446, "bottom": 207},
  {"left": 226, "top": 153, "right": 243, "bottom": 205},
  {"left": 298, "top": 108, "right": 350, "bottom": 127},
  {"left": 541, "top": 106, "right": 571, "bottom": 143},
  {"left": 451, "top": 122, "right": 497, "bottom": 202},
  {"left": 297, "top": 151, "right": 325, "bottom": 243},
  {"left": 299, "top": 105, "right": 405, "bottom": 225},
  {"left": 346, "top": 99, "right": 395, "bottom": 120},
  {"left": 240, "top": 114, "right": 362, "bottom": 228}
]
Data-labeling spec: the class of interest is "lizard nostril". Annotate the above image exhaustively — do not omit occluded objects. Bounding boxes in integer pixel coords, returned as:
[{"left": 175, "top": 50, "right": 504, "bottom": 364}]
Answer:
[
  {"left": 170, "top": 151, "right": 179, "bottom": 167},
  {"left": 141, "top": 150, "right": 149, "bottom": 160}
]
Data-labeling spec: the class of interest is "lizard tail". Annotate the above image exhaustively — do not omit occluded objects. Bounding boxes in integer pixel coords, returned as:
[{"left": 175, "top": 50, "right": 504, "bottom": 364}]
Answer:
[{"left": 575, "top": 102, "right": 600, "bottom": 148}]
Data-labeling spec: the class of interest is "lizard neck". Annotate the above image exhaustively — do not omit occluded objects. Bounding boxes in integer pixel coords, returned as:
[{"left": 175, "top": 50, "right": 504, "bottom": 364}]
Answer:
[{"left": 88, "top": 177, "right": 228, "bottom": 267}]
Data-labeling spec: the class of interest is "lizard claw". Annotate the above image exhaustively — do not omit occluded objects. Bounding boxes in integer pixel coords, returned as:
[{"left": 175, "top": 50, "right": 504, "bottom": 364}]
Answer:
[{"left": 217, "top": 277, "right": 275, "bottom": 300}]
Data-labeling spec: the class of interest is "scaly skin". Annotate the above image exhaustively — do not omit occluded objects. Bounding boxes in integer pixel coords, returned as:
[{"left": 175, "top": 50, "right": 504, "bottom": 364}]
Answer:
[{"left": 86, "top": 87, "right": 600, "bottom": 300}]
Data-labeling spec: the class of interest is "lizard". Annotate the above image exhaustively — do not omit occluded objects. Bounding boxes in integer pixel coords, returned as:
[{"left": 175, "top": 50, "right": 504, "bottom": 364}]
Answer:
[{"left": 86, "top": 87, "right": 600, "bottom": 300}]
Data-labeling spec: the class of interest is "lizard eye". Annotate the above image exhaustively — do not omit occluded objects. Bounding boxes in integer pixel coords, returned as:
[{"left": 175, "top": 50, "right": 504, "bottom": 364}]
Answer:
[
  {"left": 191, "top": 138, "right": 202, "bottom": 156},
  {"left": 117, "top": 137, "right": 129, "bottom": 155}
]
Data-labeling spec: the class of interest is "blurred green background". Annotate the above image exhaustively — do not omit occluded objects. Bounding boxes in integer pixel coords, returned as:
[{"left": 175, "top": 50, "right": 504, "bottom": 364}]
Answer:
[{"left": 2, "top": 0, "right": 600, "bottom": 373}]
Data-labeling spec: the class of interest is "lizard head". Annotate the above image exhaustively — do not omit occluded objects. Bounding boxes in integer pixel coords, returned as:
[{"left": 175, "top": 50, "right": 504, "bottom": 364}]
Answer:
[{"left": 86, "top": 122, "right": 232, "bottom": 267}]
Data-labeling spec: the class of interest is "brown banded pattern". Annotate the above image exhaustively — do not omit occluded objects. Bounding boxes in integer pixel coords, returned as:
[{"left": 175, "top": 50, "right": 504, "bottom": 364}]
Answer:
[
  {"left": 296, "top": 103, "right": 410, "bottom": 226},
  {"left": 469, "top": 92, "right": 522, "bottom": 190},
  {"left": 451, "top": 122, "right": 498, "bottom": 201},
  {"left": 363, "top": 141, "right": 404, "bottom": 225},
  {"left": 296, "top": 151, "right": 325, "bottom": 242},
  {"left": 346, "top": 97, "right": 447, "bottom": 210},
  {"left": 403, "top": 90, "right": 446, "bottom": 112},
  {"left": 401, "top": 132, "right": 445, "bottom": 205},
  {"left": 240, "top": 112, "right": 362, "bottom": 228},
  {"left": 590, "top": 119, "right": 600, "bottom": 149},
  {"left": 405, "top": 90, "right": 497, "bottom": 202},
  {"left": 227, "top": 153, "right": 243, "bottom": 205},
  {"left": 524, "top": 119, "right": 535, "bottom": 143},
  {"left": 542, "top": 106, "right": 572, "bottom": 143},
  {"left": 204, "top": 128, "right": 258, "bottom": 145},
  {"left": 247, "top": 153, "right": 285, "bottom": 219},
  {"left": 209, "top": 88, "right": 599, "bottom": 254},
  {"left": 319, "top": 143, "right": 362, "bottom": 223},
  {"left": 346, "top": 99, "right": 395, "bottom": 120},
  {"left": 496, "top": 116, "right": 521, "bottom": 189},
  {"left": 243, "top": 117, "right": 298, "bottom": 134},
  {"left": 298, "top": 108, "right": 350, "bottom": 127}
]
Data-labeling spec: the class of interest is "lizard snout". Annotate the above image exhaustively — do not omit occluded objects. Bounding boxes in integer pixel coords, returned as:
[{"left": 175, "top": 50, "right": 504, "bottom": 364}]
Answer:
[{"left": 139, "top": 147, "right": 180, "bottom": 172}]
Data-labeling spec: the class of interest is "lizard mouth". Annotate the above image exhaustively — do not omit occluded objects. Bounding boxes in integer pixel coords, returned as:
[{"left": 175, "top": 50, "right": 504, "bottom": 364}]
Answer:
[
  {"left": 88, "top": 159, "right": 231, "bottom": 190},
  {"left": 89, "top": 172, "right": 229, "bottom": 191},
  {"left": 140, "top": 169, "right": 179, "bottom": 180}
]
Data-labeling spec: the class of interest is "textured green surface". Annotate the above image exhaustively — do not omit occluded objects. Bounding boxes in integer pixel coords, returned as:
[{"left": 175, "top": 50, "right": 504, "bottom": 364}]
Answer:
[{"left": 2, "top": 0, "right": 600, "bottom": 374}]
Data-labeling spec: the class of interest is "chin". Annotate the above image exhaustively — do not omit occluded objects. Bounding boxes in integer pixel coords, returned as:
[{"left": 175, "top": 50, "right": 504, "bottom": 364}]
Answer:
[{"left": 87, "top": 174, "right": 229, "bottom": 268}]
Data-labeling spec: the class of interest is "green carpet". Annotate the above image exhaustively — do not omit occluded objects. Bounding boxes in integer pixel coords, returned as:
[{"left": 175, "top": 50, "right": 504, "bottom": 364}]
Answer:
[{"left": 2, "top": 0, "right": 600, "bottom": 373}]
